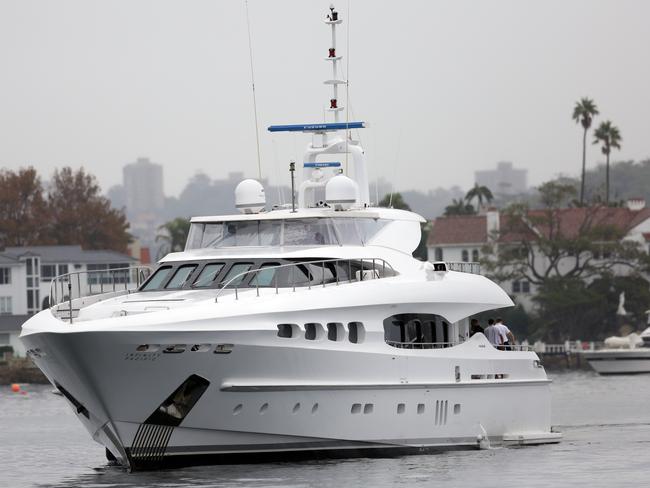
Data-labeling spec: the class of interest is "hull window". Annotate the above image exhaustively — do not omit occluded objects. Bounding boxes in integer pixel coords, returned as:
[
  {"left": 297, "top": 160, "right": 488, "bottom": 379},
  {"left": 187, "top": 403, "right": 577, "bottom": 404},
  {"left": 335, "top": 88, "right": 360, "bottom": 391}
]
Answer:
[
  {"left": 384, "top": 313, "right": 452, "bottom": 349},
  {"left": 348, "top": 322, "right": 365, "bottom": 344},
  {"left": 277, "top": 324, "right": 298, "bottom": 338},
  {"left": 327, "top": 322, "right": 345, "bottom": 341}
]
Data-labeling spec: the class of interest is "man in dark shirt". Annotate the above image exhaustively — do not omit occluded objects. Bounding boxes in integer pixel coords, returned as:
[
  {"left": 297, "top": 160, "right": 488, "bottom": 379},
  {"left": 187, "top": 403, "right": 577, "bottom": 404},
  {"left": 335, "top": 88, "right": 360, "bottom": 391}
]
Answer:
[{"left": 470, "top": 318, "right": 484, "bottom": 337}]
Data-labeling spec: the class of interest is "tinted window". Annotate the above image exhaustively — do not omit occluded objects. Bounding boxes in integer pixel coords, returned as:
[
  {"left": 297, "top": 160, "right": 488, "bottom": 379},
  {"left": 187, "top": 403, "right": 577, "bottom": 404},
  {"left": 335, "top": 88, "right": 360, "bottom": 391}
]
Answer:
[
  {"left": 220, "top": 263, "right": 253, "bottom": 287},
  {"left": 193, "top": 263, "right": 224, "bottom": 288},
  {"left": 251, "top": 263, "right": 280, "bottom": 287},
  {"left": 142, "top": 267, "right": 172, "bottom": 290},
  {"left": 166, "top": 265, "right": 197, "bottom": 289}
]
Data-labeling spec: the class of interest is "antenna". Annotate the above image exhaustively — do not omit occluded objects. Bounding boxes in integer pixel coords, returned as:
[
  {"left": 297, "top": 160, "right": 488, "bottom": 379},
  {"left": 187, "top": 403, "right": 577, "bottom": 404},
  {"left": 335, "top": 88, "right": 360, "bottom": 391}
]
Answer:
[{"left": 244, "top": 0, "right": 262, "bottom": 180}]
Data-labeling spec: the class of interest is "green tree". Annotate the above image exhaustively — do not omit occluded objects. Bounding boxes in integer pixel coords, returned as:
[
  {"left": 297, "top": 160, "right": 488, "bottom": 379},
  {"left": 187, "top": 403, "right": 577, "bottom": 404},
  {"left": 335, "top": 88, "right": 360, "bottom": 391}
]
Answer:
[
  {"left": 0, "top": 167, "right": 48, "bottom": 247},
  {"left": 156, "top": 217, "right": 191, "bottom": 257},
  {"left": 465, "top": 183, "right": 493, "bottom": 211},
  {"left": 46, "top": 167, "right": 131, "bottom": 251},
  {"left": 444, "top": 198, "right": 476, "bottom": 216},
  {"left": 378, "top": 193, "right": 411, "bottom": 211},
  {"left": 593, "top": 120, "right": 622, "bottom": 205},
  {"left": 572, "top": 97, "right": 599, "bottom": 206}
]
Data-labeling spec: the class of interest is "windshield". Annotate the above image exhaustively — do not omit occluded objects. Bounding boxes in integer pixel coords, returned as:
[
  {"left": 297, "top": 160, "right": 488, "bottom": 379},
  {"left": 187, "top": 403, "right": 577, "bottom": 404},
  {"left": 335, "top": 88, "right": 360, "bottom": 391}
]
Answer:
[{"left": 185, "top": 218, "right": 388, "bottom": 250}]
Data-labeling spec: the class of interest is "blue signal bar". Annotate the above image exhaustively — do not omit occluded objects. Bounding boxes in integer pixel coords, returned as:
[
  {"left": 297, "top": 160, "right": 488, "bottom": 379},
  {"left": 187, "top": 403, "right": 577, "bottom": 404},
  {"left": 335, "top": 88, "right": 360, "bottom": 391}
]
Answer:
[
  {"left": 267, "top": 121, "right": 366, "bottom": 133},
  {"left": 303, "top": 162, "right": 341, "bottom": 168}
]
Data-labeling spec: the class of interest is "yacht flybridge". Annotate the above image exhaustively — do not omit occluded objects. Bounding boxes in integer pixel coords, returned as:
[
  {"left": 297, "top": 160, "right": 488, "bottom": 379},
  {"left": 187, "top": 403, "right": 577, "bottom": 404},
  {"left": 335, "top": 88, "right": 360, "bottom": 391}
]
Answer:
[{"left": 20, "top": 6, "right": 560, "bottom": 470}]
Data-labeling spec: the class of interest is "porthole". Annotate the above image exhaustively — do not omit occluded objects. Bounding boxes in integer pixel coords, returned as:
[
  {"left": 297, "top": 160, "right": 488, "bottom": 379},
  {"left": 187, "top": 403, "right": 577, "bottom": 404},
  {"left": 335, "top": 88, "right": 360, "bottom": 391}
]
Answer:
[
  {"left": 363, "top": 403, "right": 373, "bottom": 414},
  {"left": 397, "top": 403, "right": 405, "bottom": 414},
  {"left": 454, "top": 403, "right": 461, "bottom": 415},
  {"left": 233, "top": 404, "right": 243, "bottom": 415},
  {"left": 311, "top": 403, "right": 319, "bottom": 414},
  {"left": 305, "top": 323, "right": 323, "bottom": 341},
  {"left": 292, "top": 402, "right": 301, "bottom": 414},
  {"left": 162, "top": 344, "right": 186, "bottom": 354},
  {"left": 351, "top": 403, "right": 362, "bottom": 414},
  {"left": 417, "top": 403, "right": 425, "bottom": 414},
  {"left": 348, "top": 322, "right": 365, "bottom": 344},
  {"left": 259, "top": 403, "right": 269, "bottom": 414}
]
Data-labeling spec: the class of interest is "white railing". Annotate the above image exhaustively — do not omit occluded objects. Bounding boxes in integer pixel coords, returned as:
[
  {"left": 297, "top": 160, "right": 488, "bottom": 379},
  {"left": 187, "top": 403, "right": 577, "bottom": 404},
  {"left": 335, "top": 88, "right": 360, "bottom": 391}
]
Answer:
[
  {"left": 49, "top": 266, "right": 152, "bottom": 323},
  {"left": 445, "top": 261, "right": 481, "bottom": 274},
  {"left": 215, "top": 258, "right": 396, "bottom": 302},
  {"left": 386, "top": 340, "right": 532, "bottom": 351}
]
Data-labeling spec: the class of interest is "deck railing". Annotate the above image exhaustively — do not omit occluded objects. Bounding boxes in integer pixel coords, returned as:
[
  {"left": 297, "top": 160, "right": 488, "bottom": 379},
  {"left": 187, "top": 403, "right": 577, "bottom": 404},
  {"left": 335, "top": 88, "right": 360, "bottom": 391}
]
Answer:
[
  {"left": 444, "top": 261, "right": 481, "bottom": 274},
  {"left": 49, "top": 266, "right": 153, "bottom": 322},
  {"left": 386, "top": 340, "right": 532, "bottom": 351},
  {"left": 215, "top": 258, "right": 396, "bottom": 302}
]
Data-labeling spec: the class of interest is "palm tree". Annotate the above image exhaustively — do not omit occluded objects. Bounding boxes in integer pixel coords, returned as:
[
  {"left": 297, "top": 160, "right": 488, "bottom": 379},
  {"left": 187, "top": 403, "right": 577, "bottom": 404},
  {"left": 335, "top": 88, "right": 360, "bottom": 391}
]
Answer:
[
  {"left": 593, "top": 121, "right": 622, "bottom": 205},
  {"left": 156, "top": 217, "right": 191, "bottom": 258},
  {"left": 465, "top": 184, "right": 494, "bottom": 212},
  {"left": 572, "top": 97, "right": 599, "bottom": 205},
  {"left": 444, "top": 198, "right": 476, "bottom": 216}
]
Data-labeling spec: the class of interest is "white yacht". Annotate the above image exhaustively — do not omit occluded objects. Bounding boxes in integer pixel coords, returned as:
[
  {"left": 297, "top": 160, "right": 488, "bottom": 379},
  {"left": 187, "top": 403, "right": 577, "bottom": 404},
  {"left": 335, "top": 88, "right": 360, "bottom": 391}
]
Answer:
[
  {"left": 583, "top": 327, "right": 650, "bottom": 375},
  {"left": 20, "top": 6, "right": 560, "bottom": 470}
]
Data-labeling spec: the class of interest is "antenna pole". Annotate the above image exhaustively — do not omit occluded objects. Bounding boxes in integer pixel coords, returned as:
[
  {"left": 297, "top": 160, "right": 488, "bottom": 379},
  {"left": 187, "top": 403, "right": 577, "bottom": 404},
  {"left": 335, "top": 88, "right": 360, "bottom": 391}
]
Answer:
[
  {"left": 245, "top": 0, "right": 262, "bottom": 180},
  {"left": 289, "top": 161, "right": 297, "bottom": 213}
]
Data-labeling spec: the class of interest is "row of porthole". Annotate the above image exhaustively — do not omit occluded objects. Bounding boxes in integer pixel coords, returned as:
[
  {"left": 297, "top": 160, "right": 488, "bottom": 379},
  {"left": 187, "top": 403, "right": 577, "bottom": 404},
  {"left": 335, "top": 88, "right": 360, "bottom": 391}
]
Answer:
[
  {"left": 233, "top": 402, "right": 320, "bottom": 416},
  {"left": 470, "top": 374, "right": 510, "bottom": 380},
  {"left": 277, "top": 322, "right": 365, "bottom": 344},
  {"left": 230, "top": 401, "right": 458, "bottom": 420}
]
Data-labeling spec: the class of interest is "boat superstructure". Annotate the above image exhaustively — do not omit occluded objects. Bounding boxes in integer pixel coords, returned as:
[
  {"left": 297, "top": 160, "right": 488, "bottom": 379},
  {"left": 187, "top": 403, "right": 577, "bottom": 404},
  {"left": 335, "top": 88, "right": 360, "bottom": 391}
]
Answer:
[
  {"left": 583, "top": 326, "right": 650, "bottom": 375},
  {"left": 20, "top": 5, "right": 560, "bottom": 470}
]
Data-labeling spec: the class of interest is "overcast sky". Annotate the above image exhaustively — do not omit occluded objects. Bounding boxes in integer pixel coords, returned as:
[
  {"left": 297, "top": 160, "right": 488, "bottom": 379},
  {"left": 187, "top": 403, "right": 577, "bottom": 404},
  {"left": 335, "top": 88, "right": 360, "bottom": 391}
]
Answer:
[{"left": 1, "top": 0, "right": 649, "bottom": 197}]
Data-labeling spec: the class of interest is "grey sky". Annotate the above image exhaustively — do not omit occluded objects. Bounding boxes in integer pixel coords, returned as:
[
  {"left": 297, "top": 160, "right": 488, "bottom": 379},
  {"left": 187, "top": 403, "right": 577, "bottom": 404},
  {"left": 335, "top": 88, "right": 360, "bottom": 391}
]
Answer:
[{"left": 1, "top": 0, "right": 649, "bottom": 198}]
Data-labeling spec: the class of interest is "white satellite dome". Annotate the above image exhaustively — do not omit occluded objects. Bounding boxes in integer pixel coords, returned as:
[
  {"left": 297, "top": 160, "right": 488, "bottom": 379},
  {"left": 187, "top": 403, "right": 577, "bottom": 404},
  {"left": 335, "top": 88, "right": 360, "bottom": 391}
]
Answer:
[
  {"left": 325, "top": 174, "right": 358, "bottom": 210},
  {"left": 235, "top": 179, "right": 266, "bottom": 214}
]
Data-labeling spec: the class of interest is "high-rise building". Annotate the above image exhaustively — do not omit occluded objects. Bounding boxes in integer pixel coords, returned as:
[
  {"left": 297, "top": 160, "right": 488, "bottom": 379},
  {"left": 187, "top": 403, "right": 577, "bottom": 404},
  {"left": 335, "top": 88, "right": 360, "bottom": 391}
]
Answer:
[
  {"left": 123, "top": 157, "right": 164, "bottom": 245},
  {"left": 123, "top": 157, "right": 164, "bottom": 215},
  {"left": 475, "top": 161, "right": 527, "bottom": 196}
]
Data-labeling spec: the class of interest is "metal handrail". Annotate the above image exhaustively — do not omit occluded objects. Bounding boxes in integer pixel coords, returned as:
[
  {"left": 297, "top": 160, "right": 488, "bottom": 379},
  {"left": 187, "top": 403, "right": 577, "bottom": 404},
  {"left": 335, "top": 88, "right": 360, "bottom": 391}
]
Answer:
[
  {"left": 445, "top": 261, "right": 481, "bottom": 274},
  {"left": 214, "top": 258, "right": 396, "bottom": 302},
  {"left": 49, "top": 266, "right": 153, "bottom": 320}
]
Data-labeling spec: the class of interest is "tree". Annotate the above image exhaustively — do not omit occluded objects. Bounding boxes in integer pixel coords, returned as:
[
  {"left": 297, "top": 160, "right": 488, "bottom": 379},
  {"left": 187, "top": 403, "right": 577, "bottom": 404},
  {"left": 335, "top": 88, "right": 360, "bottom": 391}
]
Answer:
[
  {"left": 593, "top": 120, "right": 622, "bottom": 205},
  {"left": 572, "top": 97, "right": 599, "bottom": 206},
  {"left": 156, "top": 218, "right": 191, "bottom": 257},
  {"left": 481, "top": 181, "right": 650, "bottom": 340},
  {"left": 0, "top": 167, "right": 48, "bottom": 247},
  {"left": 465, "top": 183, "right": 493, "bottom": 211},
  {"left": 378, "top": 193, "right": 411, "bottom": 211},
  {"left": 444, "top": 198, "right": 476, "bottom": 216},
  {"left": 45, "top": 167, "right": 131, "bottom": 251}
]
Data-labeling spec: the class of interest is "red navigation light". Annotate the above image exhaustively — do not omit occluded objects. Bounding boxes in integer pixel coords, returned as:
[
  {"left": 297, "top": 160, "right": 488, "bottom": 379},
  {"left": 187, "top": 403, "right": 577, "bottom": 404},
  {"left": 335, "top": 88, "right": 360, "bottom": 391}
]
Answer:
[
  {"left": 329, "top": 48, "right": 336, "bottom": 57},
  {"left": 330, "top": 99, "right": 338, "bottom": 109}
]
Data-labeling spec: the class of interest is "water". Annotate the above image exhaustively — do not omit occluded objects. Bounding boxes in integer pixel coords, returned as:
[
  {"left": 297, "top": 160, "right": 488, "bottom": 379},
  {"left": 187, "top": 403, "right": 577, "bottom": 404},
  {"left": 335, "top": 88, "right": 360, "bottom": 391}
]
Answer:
[{"left": 1, "top": 372, "right": 649, "bottom": 488}]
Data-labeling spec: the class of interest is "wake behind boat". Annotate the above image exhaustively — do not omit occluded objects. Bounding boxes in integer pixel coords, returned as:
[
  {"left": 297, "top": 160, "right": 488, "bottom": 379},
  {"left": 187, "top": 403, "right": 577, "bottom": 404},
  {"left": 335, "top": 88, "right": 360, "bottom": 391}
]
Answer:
[{"left": 20, "top": 5, "right": 560, "bottom": 471}]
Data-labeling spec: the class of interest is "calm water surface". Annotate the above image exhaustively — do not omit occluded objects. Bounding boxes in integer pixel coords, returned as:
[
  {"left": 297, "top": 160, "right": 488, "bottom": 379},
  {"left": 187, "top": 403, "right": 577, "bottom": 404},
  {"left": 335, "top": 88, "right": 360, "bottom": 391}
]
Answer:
[{"left": 1, "top": 371, "right": 649, "bottom": 488}]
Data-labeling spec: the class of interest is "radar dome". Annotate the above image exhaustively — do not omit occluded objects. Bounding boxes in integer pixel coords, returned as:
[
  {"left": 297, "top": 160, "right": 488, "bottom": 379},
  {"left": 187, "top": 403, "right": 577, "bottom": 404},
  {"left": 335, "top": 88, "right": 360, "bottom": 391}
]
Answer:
[
  {"left": 235, "top": 179, "right": 266, "bottom": 214},
  {"left": 325, "top": 174, "right": 358, "bottom": 210}
]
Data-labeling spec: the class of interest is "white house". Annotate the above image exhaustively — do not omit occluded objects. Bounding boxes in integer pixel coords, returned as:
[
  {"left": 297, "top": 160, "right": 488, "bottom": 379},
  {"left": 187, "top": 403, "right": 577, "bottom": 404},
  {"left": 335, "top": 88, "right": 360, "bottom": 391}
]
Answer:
[
  {"left": 0, "top": 245, "right": 137, "bottom": 356},
  {"left": 428, "top": 200, "right": 650, "bottom": 309}
]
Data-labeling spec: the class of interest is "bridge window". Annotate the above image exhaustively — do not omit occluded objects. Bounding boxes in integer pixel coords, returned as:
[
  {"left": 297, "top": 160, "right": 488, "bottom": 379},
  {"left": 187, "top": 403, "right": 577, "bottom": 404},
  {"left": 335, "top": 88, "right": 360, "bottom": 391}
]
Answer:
[
  {"left": 220, "top": 263, "right": 253, "bottom": 287},
  {"left": 166, "top": 265, "right": 197, "bottom": 289},
  {"left": 193, "top": 263, "right": 225, "bottom": 288},
  {"left": 384, "top": 313, "right": 451, "bottom": 348},
  {"left": 142, "top": 266, "right": 172, "bottom": 290}
]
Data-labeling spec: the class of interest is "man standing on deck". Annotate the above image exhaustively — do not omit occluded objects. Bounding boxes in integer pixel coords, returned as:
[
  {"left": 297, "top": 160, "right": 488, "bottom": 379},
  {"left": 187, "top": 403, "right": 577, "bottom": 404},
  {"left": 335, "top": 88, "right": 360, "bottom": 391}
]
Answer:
[
  {"left": 484, "top": 318, "right": 501, "bottom": 347},
  {"left": 470, "top": 318, "right": 484, "bottom": 337},
  {"left": 495, "top": 317, "right": 516, "bottom": 350}
]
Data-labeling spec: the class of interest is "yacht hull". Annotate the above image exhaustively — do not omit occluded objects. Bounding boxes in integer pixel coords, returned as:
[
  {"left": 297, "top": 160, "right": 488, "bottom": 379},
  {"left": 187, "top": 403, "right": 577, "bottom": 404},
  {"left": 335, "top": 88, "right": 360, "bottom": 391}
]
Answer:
[
  {"left": 21, "top": 310, "right": 559, "bottom": 470},
  {"left": 583, "top": 349, "right": 650, "bottom": 375}
]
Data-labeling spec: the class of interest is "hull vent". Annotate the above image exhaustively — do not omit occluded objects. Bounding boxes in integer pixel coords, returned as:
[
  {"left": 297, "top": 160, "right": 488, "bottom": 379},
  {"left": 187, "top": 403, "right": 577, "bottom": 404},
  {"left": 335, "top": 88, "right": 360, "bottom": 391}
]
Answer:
[{"left": 130, "top": 423, "right": 174, "bottom": 467}]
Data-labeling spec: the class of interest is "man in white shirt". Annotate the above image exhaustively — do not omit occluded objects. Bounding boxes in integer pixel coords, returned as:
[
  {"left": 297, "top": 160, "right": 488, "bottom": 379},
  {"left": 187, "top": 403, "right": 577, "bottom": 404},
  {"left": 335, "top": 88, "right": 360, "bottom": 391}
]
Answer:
[
  {"left": 495, "top": 317, "right": 515, "bottom": 350},
  {"left": 484, "top": 318, "right": 502, "bottom": 347}
]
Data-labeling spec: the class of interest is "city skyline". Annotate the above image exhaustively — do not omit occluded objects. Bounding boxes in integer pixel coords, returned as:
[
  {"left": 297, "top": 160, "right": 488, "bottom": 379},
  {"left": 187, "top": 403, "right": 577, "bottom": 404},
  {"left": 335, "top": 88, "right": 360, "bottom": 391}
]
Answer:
[{"left": 1, "top": 1, "right": 649, "bottom": 197}]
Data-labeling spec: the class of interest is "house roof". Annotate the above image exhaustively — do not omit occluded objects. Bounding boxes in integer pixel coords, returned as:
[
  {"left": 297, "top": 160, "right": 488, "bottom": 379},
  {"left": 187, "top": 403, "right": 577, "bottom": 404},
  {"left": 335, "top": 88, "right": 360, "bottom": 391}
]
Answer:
[
  {"left": 0, "top": 253, "right": 20, "bottom": 265},
  {"left": 427, "top": 215, "right": 487, "bottom": 246},
  {"left": 2, "top": 245, "right": 136, "bottom": 264},
  {"left": 428, "top": 206, "right": 650, "bottom": 246}
]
